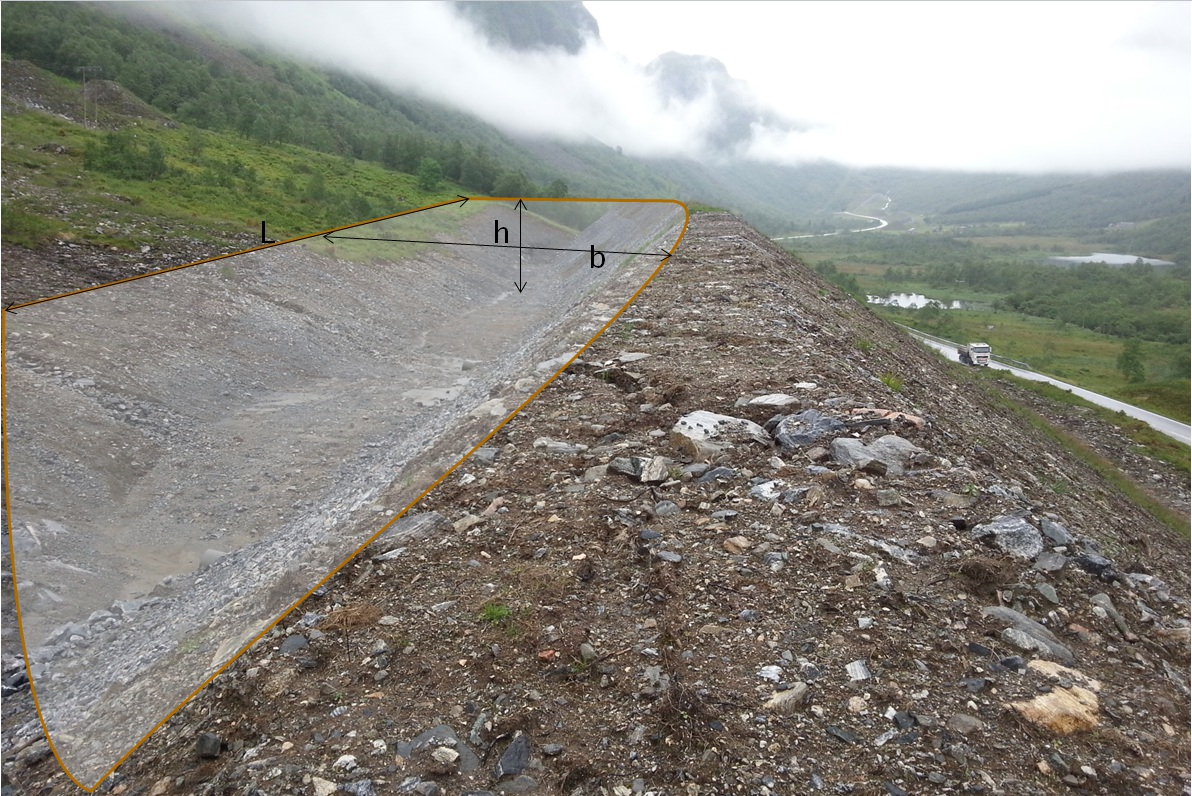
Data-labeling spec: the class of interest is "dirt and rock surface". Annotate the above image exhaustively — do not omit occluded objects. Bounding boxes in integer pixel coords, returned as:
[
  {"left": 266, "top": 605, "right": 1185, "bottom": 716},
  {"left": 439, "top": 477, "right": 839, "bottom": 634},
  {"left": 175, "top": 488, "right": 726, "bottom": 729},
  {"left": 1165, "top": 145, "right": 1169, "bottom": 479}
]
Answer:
[{"left": 3, "top": 213, "right": 1190, "bottom": 796}]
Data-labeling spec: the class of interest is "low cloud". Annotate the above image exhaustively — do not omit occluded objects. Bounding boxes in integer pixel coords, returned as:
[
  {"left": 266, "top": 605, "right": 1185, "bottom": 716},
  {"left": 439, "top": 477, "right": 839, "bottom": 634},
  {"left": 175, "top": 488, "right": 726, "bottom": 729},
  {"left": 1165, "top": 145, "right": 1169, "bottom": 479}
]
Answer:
[{"left": 134, "top": 2, "right": 804, "bottom": 161}]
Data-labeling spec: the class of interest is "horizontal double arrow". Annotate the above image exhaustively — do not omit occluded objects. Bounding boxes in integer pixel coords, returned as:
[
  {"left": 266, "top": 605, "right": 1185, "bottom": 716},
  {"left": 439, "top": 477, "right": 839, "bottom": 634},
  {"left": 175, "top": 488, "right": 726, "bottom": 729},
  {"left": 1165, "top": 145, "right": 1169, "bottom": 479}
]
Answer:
[{"left": 323, "top": 198, "right": 672, "bottom": 295}]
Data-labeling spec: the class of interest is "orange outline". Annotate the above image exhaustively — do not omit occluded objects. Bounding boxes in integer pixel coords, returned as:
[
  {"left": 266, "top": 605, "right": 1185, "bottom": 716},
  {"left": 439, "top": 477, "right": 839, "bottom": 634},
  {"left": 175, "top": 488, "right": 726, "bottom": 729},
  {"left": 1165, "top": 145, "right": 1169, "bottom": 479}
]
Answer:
[{"left": 2, "top": 196, "right": 689, "bottom": 791}]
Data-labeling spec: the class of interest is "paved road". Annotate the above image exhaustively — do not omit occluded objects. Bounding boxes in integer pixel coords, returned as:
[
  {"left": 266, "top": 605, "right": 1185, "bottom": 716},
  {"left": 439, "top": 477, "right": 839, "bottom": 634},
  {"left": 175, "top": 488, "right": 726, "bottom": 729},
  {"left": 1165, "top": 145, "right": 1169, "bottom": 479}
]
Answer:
[
  {"left": 773, "top": 196, "right": 890, "bottom": 241},
  {"left": 909, "top": 330, "right": 1191, "bottom": 446}
]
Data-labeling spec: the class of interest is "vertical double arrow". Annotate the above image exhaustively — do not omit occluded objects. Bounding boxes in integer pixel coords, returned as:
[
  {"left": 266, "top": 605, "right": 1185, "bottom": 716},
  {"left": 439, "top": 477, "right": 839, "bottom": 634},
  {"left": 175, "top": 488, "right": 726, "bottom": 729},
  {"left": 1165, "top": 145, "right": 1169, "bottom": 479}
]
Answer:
[{"left": 513, "top": 199, "right": 527, "bottom": 294}]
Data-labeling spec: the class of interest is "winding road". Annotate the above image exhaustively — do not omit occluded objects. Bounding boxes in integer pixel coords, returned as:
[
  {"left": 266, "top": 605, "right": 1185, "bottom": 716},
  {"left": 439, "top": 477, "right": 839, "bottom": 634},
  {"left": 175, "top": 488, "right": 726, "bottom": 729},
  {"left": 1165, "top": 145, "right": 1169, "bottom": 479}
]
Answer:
[{"left": 907, "top": 328, "right": 1191, "bottom": 446}]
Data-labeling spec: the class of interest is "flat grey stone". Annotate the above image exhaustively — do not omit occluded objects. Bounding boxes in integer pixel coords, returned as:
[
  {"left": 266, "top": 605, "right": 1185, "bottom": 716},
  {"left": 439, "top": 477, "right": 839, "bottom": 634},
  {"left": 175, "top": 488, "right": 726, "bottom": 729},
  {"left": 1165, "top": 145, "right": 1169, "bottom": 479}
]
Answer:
[
  {"left": 1040, "top": 518, "right": 1074, "bottom": 546},
  {"left": 278, "top": 634, "right": 308, "bottom": 655},
  {"left": 1034, "top": 550, "right": 1067, "bottom": 572},
  {"left": 981, "top": 605, "right": 1074, "bottom": 662}
]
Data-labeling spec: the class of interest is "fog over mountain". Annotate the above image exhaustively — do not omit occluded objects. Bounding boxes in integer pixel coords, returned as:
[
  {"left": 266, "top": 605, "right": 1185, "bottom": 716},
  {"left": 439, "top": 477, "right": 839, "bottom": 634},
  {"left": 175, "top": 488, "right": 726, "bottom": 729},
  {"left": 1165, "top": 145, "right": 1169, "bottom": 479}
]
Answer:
[{"left": 127, "top": 1, "right": 1188, "bottom": 172}]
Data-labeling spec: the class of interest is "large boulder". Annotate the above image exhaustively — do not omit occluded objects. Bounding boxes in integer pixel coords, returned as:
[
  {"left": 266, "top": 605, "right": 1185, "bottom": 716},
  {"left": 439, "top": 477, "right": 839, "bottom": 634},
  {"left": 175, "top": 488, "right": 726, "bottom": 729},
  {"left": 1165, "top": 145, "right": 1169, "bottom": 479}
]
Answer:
[
  {"left": 972, "top": 515, "right": 1044, "bottom": 560},
  {"left": 829, "top": 434, "right": 923, "bottom": 476},
  {"left": 772, "top": 409, "right": 847, "bottom": 450},
  {"left": 671, "top": 411, "right": 770, "bottom": 460}
]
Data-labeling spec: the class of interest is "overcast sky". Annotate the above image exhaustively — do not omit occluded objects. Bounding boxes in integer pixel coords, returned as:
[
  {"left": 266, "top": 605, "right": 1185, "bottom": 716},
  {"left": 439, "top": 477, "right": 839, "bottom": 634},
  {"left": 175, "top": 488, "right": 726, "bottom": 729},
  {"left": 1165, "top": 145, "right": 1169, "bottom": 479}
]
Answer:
[
  {"left": 587, "top": 0, "right": 1191, "bottom": 171},
  {"left": 163, "top": 0, "right": 1190, "bottom": 173}
]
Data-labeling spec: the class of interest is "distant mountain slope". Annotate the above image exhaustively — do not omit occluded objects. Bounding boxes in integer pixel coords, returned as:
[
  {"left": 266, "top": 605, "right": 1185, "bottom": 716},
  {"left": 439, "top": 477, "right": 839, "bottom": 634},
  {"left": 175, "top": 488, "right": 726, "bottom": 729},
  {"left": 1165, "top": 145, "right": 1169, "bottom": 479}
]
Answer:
[{"left": 452, "top": 0, "right": 600, "bottom": 53}]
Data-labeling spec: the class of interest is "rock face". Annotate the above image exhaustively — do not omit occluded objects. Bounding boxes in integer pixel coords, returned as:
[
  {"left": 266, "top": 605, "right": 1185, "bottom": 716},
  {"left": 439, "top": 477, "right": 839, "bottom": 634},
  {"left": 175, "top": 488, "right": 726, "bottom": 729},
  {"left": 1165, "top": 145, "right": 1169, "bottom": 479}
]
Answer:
[{"left": 3, "top": 213, "right": 1188, "bottom": 796}]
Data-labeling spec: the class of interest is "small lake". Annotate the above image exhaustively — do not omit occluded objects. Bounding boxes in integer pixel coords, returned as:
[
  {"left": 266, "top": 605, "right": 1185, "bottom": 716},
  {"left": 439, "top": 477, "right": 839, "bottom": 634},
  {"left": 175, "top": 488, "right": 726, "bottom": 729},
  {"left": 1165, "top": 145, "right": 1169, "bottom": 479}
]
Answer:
[
  {"left": 1047, "top": 252, "right": 1176, "bottom": 267},
  {"left": 867, "top": 293, "right": 977, "bottom": 310}
]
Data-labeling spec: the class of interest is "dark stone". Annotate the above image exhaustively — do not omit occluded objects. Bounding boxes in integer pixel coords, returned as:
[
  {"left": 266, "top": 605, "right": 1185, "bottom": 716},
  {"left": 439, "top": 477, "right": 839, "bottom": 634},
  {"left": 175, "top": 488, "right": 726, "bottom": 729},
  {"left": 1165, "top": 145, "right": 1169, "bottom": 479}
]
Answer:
[
  {"left": 597, "top": 432, "right": 626, "bottom": 446},
  {"left": 960, "top": 678, "right": 987, "bottom": 693},
  {"left": 639, "top": 529, "right": 662, "bottom": 541},
  {"left": 892, "top": 711, "right": 915, "bottom": 729},
  {"left": 541, "top": 743, "right": 564, "bottom": 756},
  {"left": 998, "top": 655, "right": 1027, "bottom": 672},
  {"left": 966, "top": 642, "right": 992, "bottom": 657},
  {"left": 773, "top": 409, "right": 846, "bottom": 449},
  {"left": 711, "top": 509, "right": 738, "bottom": 520},
  {"left": 1039, "top": 518, "right": 1073, "bottom": 546},
  {"left": 695, "top": 466, "right": 736, "bottom": 485},
  {"left": 884, "top": 784, "right": 910, "bottom": 796},
  {"left": 195, "top": 732, "right": 222, "bottom": 759},
  {"left": 949, "top": 516, "right": 968, "bottom": 531},
  {"left": 342, "top": 781, "right": 378, "bottom": 796},
  {"left": 411, "top": 783, "right": 439, "bottom": 796},
  {"left": 278, "top": 634, "right": 308, "bottom": 655},
  {"left": 826, "top": 725, "right": 858, "bottom": 744},
  {"left": 494, "top": 732, "right": 531, "bottom": 779},
  {"left": 1073, "top": 553, "right": 1118, "bottom": 581}
]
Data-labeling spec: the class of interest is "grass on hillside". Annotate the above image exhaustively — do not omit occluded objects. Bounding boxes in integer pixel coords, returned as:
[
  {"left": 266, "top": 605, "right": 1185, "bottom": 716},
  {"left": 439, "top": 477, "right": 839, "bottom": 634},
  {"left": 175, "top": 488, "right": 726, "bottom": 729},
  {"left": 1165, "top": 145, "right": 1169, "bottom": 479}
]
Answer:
[
  {"left": 967, "top": 368, "right": 1190, "bottom": 540},
  {"left": 1, "top": 105, "right": 462, "bottom": 252}
]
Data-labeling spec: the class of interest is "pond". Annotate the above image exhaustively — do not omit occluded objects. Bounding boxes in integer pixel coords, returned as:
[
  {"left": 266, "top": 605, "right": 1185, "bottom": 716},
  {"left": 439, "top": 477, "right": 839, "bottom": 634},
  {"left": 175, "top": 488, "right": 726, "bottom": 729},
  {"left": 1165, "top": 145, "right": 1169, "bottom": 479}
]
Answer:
[{"left": 1047, "top": 252, "right": 1176, "bottom": 267}]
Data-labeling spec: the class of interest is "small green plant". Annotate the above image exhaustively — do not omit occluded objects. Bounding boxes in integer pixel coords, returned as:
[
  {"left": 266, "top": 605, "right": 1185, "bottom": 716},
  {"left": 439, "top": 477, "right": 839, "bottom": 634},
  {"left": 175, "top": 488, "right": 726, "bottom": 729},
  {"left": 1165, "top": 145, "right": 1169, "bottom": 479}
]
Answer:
[
  {"left": 478, "top": 602, "right": 512, "bottom": 625},
  {"left": 856, "top": 340, "right": 873, "bottom": 354},
  {"left": 879, "top": 372, "right": 904, "bottom": 392}
]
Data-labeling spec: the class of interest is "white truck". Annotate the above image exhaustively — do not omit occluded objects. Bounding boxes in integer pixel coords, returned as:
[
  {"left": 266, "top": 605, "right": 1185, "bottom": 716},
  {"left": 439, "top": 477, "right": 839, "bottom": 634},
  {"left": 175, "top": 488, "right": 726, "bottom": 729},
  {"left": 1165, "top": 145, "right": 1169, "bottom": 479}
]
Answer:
[{"left": 957, "top": 342, "right": 991, "bottom": 366}]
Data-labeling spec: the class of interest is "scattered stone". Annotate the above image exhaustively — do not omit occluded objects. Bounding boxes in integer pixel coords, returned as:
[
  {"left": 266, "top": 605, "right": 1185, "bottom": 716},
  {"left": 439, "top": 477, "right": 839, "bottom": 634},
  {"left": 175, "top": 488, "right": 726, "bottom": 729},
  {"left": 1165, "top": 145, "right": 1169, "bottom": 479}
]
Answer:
[
  {"left": 1040, "top": 518, "right": 1074, "bottom": 546},
  {"left": 826, "top": 725, "right": 858, "bottom": 744},
  {"left": 542, "top": 743, "right": 564, "bottom": 757},
  {"left": 1008, "top": 661, "right": 1101, "bottom": 734},
  {"left": 195, "top": 732, "right": 221, "bottom": 759},
  {"left": 746, "top": 393, "right": 800, "bottom": 407},
  {"left": 982, "top": 606, "right": 1074, "bottom": 663},
  {"left": 494, "top": 732, "right": 531, "bottom": 779},
  {"left": 654, "top": 550, "right": 682, "bottom": 563},
  {"left": 532, "top": 437, "right": 588, "bottom": 455},
  {"left": 333, "top": 754, "right": 358, "bottom": 771},
  {"left": 946, "top": 713, "right": 985, "bottom": 735},
  {"left": 772, "top": 409, "right": 846, "bottom": 449},
  {"left": 846, "top": 660, "right": 871, "bottom": 681},
  {"left": 1036, "top": 583, "right": 1060, "bottom": 604},
  {"left": 278, "top": 634, "right": 309, "bottom": 655},
  {"left": 1073, "top": 552, "right": 1118, "bottom": 582},
  {"left": 1089, "top": 593, "right": 1137, "bottom": 641},
  {"left": 875, "top": 488, "right": 901, "bottom": 507},
  {"left": 312, "top": 777, "right": 338, "bottom": 796},
  {"left": 640, "top": 456, "right": 671, "bottom": 483},
  {"left": 1034, "top": 550, "right": 1067, "bottom": 572},
  {"left": 764, "top": 682, "right": 809, "bottom": 713},
  {"left": 971, "top": 515, "right": 1043, "bottom": 560},
  {"left": 671, "top": 410, "right": 770, "bottom": 459}
]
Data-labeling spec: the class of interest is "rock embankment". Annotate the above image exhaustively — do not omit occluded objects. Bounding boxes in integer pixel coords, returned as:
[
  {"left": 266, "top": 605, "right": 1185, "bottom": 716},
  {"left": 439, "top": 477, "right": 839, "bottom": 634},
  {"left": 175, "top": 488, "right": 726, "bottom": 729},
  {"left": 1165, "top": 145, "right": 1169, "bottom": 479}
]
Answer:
[{"left": 3, "top": 212, "right": 1189, "bottom": 796}]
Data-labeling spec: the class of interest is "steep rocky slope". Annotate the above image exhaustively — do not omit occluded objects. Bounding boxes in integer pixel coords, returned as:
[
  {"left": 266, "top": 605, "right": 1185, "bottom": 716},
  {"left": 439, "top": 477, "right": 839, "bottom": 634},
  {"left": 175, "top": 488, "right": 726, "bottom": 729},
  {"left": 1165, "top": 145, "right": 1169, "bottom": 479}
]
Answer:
[{"left": 3, "top": 213, "right": 1189, "bottom": 796}]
